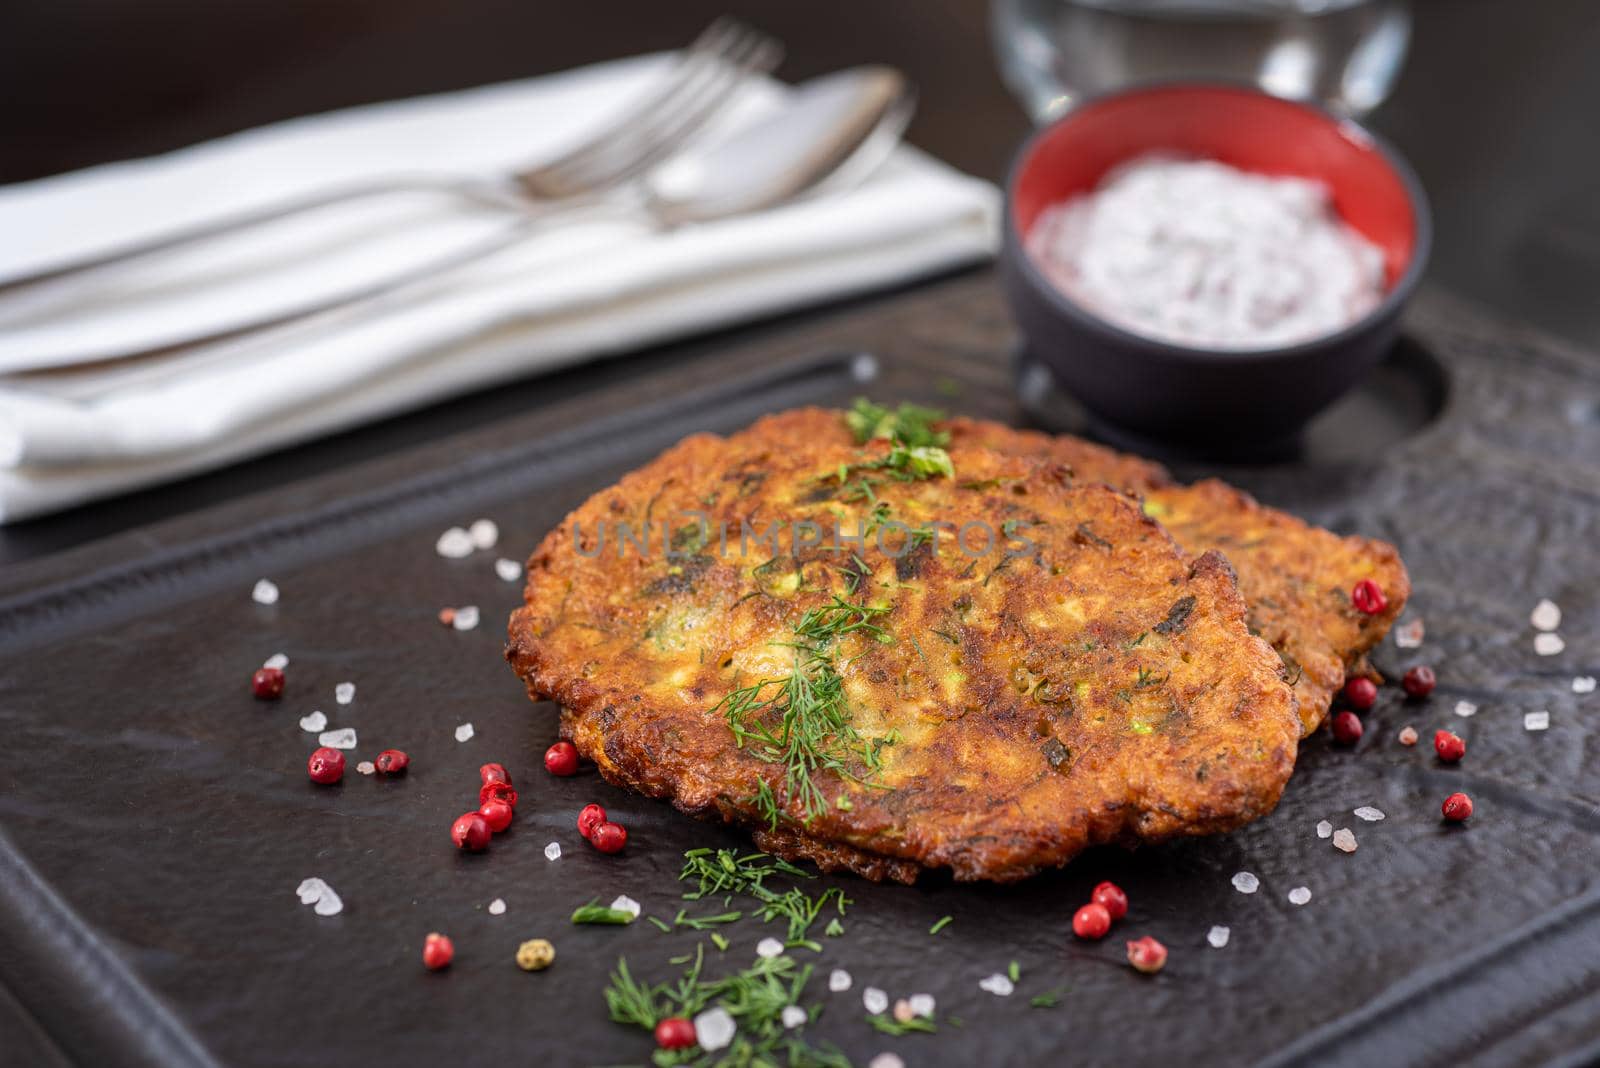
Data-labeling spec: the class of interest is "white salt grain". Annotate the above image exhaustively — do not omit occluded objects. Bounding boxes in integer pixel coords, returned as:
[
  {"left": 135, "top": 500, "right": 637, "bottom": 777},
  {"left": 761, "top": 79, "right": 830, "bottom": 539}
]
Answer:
[
  {"left": 908, "top": 993, "right": 936, "bottom": 1018},
  {"left": 1333, "top": 828, "right": 1358, "bottom": 853},
  {"left": 298, "top": 710, "right": 327, "bottom": 733},
  {"left": 1288, "top": 886, "right": 1312, "bottom": 906},
  {"left": 1394, "top": 618, "right": 1425, "bottom": 648},
  {"left": 252, "top": 579, "right": 280, "bottom": 605},
  {"left": 611, "top": 895, "right": 642, "bottom": 919},
  {"left": 1231, "top": 871, "right": 1260, "bottom": 894},
  {"left": 829, "top": 969, "right": 853, "bottom": 992},
  {"left": 312, "top": 885, "right": 343, "bottom": 916},
  {"left": 978, "top": 973, "right": 1015, "bottom": 997},
  {"left": 1535, "top": 633, "right": 1566, "bottom": 656},
  {"left": 782, "top": 1005, "right": 808, "bottom": 1030},
  {"left": 1398, "top": 725, "right": 1419, "bottom": 746},
  {"left": 756, "top": 937, "right": 785, "bottom": 959},
  {"left": 452, "top": 605, "right": 481, "bottom": 632},
  {"left": 1207, "top": 925, "right": 1230, "bottom": 948},
  {"left": 356, "top": 761, "right": 375, "bottom": 776},
  {"left": 263, "top": 653, "right": 289, "bottom": 670},
  {"left": 1574, "top": 676, "right": 1597, "bottom": 694},
  {"left": 863, "top": 987, "right": 889, "bottom": 1015},
  {"left": 869, "top": 1055, "right": 906, "bottom": 1068},
  {"left": 1525, "top": 710, "right": 1550, "bottom": 731},
  {"left": 469, "top": 519, "right": 500, "bottom": 551},
  {"left": 494, "top": 558, "right": 522, "bottom": 582},
  {"left": 693, "top": 1007, "right": 736, "bottom": 1052},
  {"left": 436, "top": 527, "right": 475, "bottom": 559},
  {"left": 488, "top": 898, "right": 507, "bottom": 916},
  {"left": 1454, "top": 700, "right": 1478, "bottom": 718},
  {"left": 296, "top": 877, "right": 327, "bottom": 905},
  {"left": 335, "top": 682, "right": 355, "bottom": 705},
  {"left": 318, "top": 727, "right": 357, "bottom": 750},
  {"left": 1531, "top": 599, "right": 1562, "bottom": 632},
  {"left": 544, "top": 842, "right": 561, "bottom": 861},
  {"left": 1354, "top": 806, "right": 1385, "bottom": 822},
  {"left": 455, "top": 723, "right": 475, "bottom": 743},
  {"left": 1316, "top": 820, "right": 1333, "bottom": 839}
]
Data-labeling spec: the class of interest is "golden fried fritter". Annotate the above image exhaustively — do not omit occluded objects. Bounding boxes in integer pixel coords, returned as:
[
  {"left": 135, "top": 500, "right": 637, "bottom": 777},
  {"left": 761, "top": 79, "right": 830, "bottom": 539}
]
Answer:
[
  {"left": 508, "top": 410, "right": 1300, "bottom": 882},
  {"left": 939, "top": 418, "right": 1409, "bottom": 735}
]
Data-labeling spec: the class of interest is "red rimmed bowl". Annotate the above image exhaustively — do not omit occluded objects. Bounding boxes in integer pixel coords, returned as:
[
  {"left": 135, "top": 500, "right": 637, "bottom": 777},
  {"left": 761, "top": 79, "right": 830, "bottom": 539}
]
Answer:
[{"left": 1000, "top": 82, "right": 1431, "bottom": 451}]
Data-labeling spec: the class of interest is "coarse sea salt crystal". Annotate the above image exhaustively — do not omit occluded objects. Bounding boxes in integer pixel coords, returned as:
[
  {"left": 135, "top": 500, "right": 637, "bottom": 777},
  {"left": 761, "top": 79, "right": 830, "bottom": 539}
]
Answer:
[
  {"left": 693, "top": 1007, "right": 736, "bottom": 1052},
  {"left": 611, "top": 895, "right": 641, "bottom": 919},
  {"left": 1231, "top": 871, "right": 1260, "bottom": 894},
  {"left": 1354, "top": 806, "right": 1385, "bottom": 822},
  {"left": 1333, "top": 828, "right": 1358, "bottom": 853},
  {"left": 335, "top": 682, "right": 355, "bottom": 705},
  {"left": 455, "top": 723, "right": 475, "bottom": 743},
  {"left": 863, "top": 987, "right": 889, "bottom": 1015},
  {"left": 495, "top": 558, "right": 522, "bottom": 582},
  {"left": 1316, "top": 820, "right": 1333, "bottom": 839},
  {"left": 544, "top": 842, "right": 561, "bottom": 861},
  {"left": 356, "top": 761, "right": 375, "bottom": 776},
  {"left": 1398, "top": 725, "right": 1418, "bottom": 746},
  {"left": 488, "top": 898, "right": 506, "bottom": 916},
  {"left": 252, "top": 579, "right": 280, "bottom": 605},
  {"left": 318, "top": 727, "right": 357, "bottom": 750},
  {"left": 978, "top": 973, "right": 1015, "bottom": 997},
  {"left": 296, "top": 877, "right": 327, "bottom": 905},
  {"left": 1288, "top": 887, "right": 1312, "bottom": 906},
  {"left": 869, "top": 1055, "right": 905, "bottom": 1068},
  {"left": 1531, "top": 599, "right": 1562, "bottom": 632},
  {"left": 469, "top": 519, "right": 500, "bottom": 551},
  {"left": 1526, "top": 710, "right": 1550, "bottom": 731},
  {"left": 908, "top": 993, "right": 936, "bottom": 1018},
  {"left": 756, "top": 937, "right": 785, "bottom": 958},
  {"left": 1207, "top": 925, "right": 1230, "bottom": 948},
  {"left": 829, "top": 969, "right": 853, "bottom": 992},
  {"left": 1575, "top": 676, "right": 1597, "bottom": 694},
  {"left": 452, "top": 605, "right": 481, "bottom": 632},
  {"left": 781, "top": 1005, "right": 808, "bottom": 1030},
  {"left": 264, "top": 653, "right": 289, "bottom": 670},
  {"left": 1454, "top": 700, "right": 1478, "bottom": 718},
  {"left": 1394, "top": 618, "right": 1425, "bottom": 648},
  {"left": 436, "top": 527, "right": 474, "bottom": 558},
  {"left": 1535, "top": 633, "right": 1565, "bottom": 656},
  {"left": 312, "top": 884, "right": 343, "bottom": 916},
  {"left": 299, "top": 710, "right": 327, "bottom": 733}
]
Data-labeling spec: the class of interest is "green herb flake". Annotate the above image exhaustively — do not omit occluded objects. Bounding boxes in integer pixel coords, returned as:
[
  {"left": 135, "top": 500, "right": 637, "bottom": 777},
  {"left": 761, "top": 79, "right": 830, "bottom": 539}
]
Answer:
[
  {"left": 1007, "top": 960, "right": 1021, "bottom": 983},
  {"left": 929, "top": 915, "right": 953, "bottom": 935},
  {"left": 1030, "top": 987, "right": 1067, "bottom": 1008},
  {"left": 572, "top": 900, "right": 638, "bottom": 925}
]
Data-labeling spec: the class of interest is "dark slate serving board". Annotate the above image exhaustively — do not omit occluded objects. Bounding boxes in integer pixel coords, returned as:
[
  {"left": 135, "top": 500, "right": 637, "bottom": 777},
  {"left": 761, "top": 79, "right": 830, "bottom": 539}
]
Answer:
[{"left": 1, "top": 276, "right": 1597, "bottom": 1068}]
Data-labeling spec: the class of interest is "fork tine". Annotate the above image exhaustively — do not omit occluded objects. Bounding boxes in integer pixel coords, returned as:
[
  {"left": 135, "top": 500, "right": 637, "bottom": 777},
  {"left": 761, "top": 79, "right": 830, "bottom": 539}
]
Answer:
[
  {"left": 523, "top": 19, "right": 754, "bottom": 195},
  {"left": 549, "top": 27, "right": 781, "bottom": 194}
]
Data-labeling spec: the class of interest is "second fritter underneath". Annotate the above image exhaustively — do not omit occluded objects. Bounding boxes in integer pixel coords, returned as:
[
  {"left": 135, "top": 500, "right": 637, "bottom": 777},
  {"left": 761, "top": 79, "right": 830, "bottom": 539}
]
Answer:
[{"left": 508, "top": 412, "right": 1300, "bottom": 882}]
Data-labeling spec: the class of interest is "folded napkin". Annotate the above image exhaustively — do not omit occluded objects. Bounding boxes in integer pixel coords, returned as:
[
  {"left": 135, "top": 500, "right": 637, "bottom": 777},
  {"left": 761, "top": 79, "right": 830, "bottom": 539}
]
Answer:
[{"left": 0, "top": 53, "right": 998, "bottom": 522}]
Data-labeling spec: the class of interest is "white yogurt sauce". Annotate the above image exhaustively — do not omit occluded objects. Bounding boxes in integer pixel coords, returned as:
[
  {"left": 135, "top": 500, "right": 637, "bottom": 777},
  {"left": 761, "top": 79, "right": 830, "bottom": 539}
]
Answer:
[{"left": 1026, "top": 155, "right": 1387, "bottom": 350}]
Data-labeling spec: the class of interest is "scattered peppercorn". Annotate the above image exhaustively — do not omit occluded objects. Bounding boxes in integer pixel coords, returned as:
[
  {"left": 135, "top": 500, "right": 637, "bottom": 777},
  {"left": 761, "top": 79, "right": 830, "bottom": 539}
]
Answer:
[
  {"left": 1434, "top": 729, "right": 1466, "bottom": 763},
  {"left": 307, "top": 747, "right": 345, "bottom": 784},
  {"left": 451, "top": 811, "right": 491, "bottom": 852},
  {"left": 251, "top": 666, "right": 285, "bottom": 700},
  {"left": 516, "top": 938, "right": 556, "bottom": 972},
  {"left": 437, "top": 607, "right": 456, "bottom": 627},
  {"left": 590, "top": 821, "right": 628, "bottom": 854},
  {"left": 1441, "top": 792, "right": 1474, "bottom": 822},
  {"left": 480, "top": 763, "right": 510, "bottom": 785},
  {"left": 1342, "top": 677, "right": 1377, "bottom": 711},
  {"left": 479, "top": 797, "right": 514, "bottom": 833},
  {"left": 1126, "top": 936, "right": 1167, "bottom": 975},
  {"left": 655, "top": 1017, "right": 696, "bottom": 1050},
  {"left": 1072, "top": 902, "right": 1111, "bottom": 940},
  {"left": 1351, "top": 579, "right": 1387, "bottom": 615},
  {"left": 422, "top": 932, "right": 453, "bottom": 971},
  {"left": 1331, "top": 710, "right": 1363, "bottom": 746},
  {"left": 1091, "top": 881, "right": 1129, "bottom": 921},
  {"left": 1402, "top": 665, "right": 1436, "bottom": 698},
  {"left": 374, "top": 748, "right": 409, "bottom": 774},
  {"left": 545, "top": 741, "right": 579, "bottom": 777},
  {"left": 479, "top": 781, "right": 518, "bottom": 808},
  {"left": 577, "top": 803, "right": 608, "bottom": 840}
]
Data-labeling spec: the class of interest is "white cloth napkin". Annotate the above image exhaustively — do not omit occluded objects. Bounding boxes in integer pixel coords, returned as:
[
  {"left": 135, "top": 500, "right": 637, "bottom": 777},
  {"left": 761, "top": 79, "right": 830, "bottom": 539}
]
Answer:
[{"left": 0, "top": 54, "right": 998, "bottom": 522}]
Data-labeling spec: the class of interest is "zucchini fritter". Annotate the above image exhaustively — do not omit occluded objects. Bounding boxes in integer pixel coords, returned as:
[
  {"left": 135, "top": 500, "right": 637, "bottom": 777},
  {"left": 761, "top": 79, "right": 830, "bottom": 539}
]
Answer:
[{"left": 507, "top": 410, "right": 1300, "bottom": 882}]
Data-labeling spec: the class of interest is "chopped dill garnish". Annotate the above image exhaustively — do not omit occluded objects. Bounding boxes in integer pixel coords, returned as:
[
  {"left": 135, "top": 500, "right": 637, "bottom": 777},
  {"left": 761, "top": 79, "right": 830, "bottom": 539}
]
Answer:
[
  {"left": 824, "top": 918, "right": 844, "bottom": 937},
  {"left": 845, "top": 398, "right": 948, "bottom": 449},
  {"left": 673, "top": 908, "right": 743, "bottom": 931},
  {"left": 867, "top": 1012, "right": 938, "bottom": 1036},
  {"left": 647, "top": 916, "right": 672, "bottom": 933},
  {"left": 1007, "top": 960, "right": 1021, "bottom": 983},
  {"left": 572, "top": 900, "right": 638, "bottom": 925},
  {"left": 1030, "top": 987, "right": 1067, "bottom": 1008},
  {"left": 710, "top": 932, "right": 730, "bottom": 952},
  {"left": 679, "top": 849, "right": 851, "bottom": 945},
  {"left": 929, "top": 915, "right": 953, "bottom": 935}
]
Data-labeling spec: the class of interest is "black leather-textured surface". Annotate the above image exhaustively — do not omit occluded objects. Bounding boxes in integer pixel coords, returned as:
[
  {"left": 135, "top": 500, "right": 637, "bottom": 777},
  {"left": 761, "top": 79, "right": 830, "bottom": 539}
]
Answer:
[{"left": 1, "top": 278, "right": 1597, "bottom": 1068}]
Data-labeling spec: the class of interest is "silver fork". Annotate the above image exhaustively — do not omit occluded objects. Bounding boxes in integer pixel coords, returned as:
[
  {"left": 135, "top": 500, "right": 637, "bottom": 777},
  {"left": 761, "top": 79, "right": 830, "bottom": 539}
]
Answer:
[{"left": 0, "top": 18, "right": 780, "bottom": 318}]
